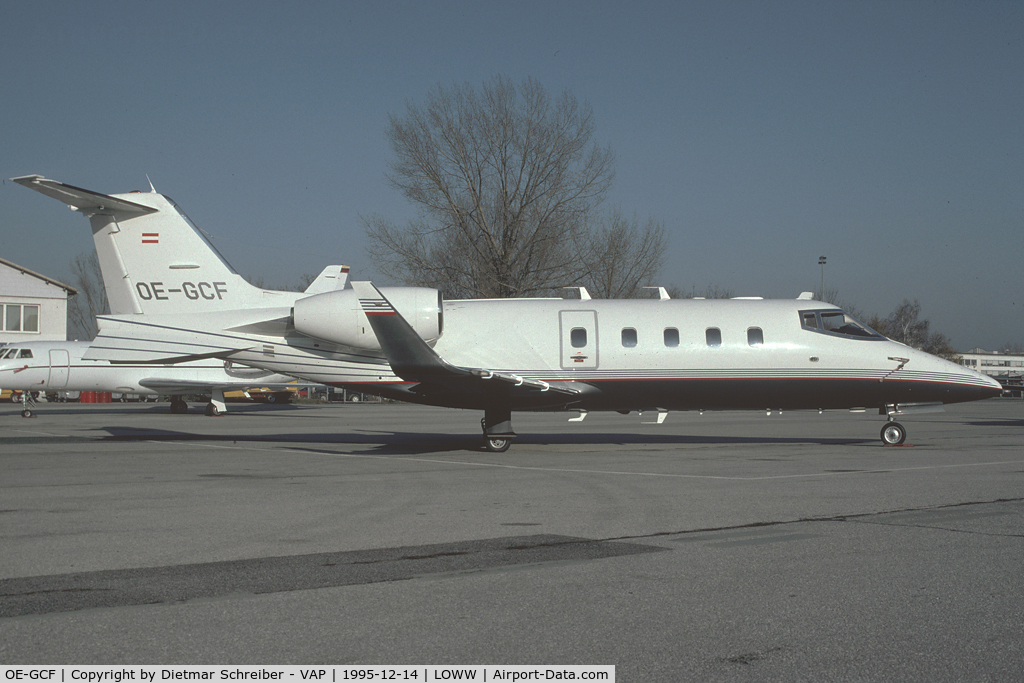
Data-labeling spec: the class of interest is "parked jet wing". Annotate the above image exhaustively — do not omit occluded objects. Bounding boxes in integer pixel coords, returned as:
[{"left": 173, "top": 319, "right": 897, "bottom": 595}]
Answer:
[
  {"left": 137, "top": 378, "right": 295, "bottom": 395},
  {"left": 351, "top": 281, "right": 587, "bottom": 406},
  {"left": 85, "top": 315, "right": 259, "bottom": 364}
]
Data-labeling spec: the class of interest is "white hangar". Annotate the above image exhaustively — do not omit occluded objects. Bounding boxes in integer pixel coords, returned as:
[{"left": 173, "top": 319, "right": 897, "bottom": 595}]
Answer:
[{"left": 0, "top": 257, "right": 77, "bottom": 343}]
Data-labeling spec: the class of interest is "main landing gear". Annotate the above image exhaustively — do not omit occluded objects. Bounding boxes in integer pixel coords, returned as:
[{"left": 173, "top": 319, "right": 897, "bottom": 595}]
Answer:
[
  {"left": 880, "top": 420, "right": 907, "bottom": 446},
  {"left": 481, "top": 406, "right": 515, "bottom": 452},
  {"left": 169, "top": 389, "right": 226, "bottom": 417}
]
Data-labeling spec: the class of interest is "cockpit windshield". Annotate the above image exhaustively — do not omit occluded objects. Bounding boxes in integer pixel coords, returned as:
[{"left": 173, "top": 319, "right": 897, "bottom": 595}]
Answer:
[
  {"left": 0, "top": 348, "right": 18, "bottom": 359},
  {"left": 800, "top": 309, "right": 882, "bottom": 340}
]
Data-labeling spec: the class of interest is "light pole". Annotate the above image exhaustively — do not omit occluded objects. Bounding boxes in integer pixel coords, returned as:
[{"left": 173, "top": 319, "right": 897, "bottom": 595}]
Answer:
[{"left": 818, "top": 256, "right": 827, "bottom": 300}]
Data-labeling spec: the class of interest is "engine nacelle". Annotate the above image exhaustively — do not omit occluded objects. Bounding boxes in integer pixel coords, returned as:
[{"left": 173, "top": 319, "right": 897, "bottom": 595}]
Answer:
[{"left": 292, "top": 287, "right": 442, "bottom": 350}]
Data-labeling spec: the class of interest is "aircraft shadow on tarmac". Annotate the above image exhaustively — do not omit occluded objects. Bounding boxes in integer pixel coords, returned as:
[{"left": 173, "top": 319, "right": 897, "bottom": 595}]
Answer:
[
  {"left": 965, "top": 418, "right": 1024, "bottom": 428},
  {"left": 86, "top": 426, "right": 875, "bottom": 454}
]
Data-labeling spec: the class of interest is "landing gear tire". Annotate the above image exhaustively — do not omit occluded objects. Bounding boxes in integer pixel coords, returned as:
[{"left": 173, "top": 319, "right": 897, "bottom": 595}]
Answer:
[
  {"left": 21, "top": 409, "right": 33, "bottom": 418},
  {"left": 484, "top": 436, "right": 512, "bottom": 452},
  {"left": 170, "top": 399, "right": 188, "bottom": 414},
  {"left": 205, "top": 403, "right": 221, "bottom": 417},
  {"left": 881, "top": 421, "right": 907, "bottom": 446}
]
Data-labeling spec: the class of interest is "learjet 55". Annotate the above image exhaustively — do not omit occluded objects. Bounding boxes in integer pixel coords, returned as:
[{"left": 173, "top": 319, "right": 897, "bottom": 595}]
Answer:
[{"left": 12, "top": 175, "right": 1002, "bottom": 450}]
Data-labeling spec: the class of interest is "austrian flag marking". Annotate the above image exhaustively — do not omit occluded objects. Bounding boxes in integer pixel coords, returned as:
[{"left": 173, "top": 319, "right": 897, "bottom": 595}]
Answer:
[
  {"left": 359, "top": 297, "right": 396, "bottom": 316},
  {"left": 141, "top": 233, "right": 159, "bottom": 244}
]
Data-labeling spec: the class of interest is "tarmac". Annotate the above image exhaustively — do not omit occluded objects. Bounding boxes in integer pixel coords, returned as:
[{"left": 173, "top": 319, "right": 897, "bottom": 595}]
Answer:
[{"left": 1, "top": 398, "right": 1022, "bottom": 680}]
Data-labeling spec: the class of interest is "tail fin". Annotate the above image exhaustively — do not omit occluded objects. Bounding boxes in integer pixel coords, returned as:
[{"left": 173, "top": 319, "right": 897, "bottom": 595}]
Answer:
[
  {"left": 304, "top": 265, "right": 350, "bottom": 294},
  {"left": 12, "top": 175, "right": 274, "bottom": 315}
]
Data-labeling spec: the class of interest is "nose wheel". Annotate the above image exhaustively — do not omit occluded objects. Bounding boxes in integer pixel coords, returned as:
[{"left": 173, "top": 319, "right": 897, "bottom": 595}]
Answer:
[
  {"left": 881, "top": 421, "right": 907, "bottom": 446},
  {"left": 20, "top": 391, "right": 36, "bottom": 418}
]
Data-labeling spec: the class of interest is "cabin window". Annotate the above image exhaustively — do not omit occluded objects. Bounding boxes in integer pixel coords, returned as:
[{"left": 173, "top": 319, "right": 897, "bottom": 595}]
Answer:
[
  {"left": 747, "top": 327, "right": 764, "bottom": 346},
  {"left": 621, "top": 328, "right": 638, "bottom": 348},
  {"left": 664, "top": 328, "right": 679, "bottom": 347},
  {"left": 705, "top": 327, "right": 722, "bottom": 347},
  {"left": 570, "top": 328, "right": 587, "bottom": 348},
  {"left": 1, "top": 304, "right": 39, "bottom": 333}
]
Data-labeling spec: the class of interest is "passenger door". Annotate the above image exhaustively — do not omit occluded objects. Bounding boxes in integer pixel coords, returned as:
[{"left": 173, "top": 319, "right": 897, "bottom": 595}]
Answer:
[
  {"left": 559, "top": 310, "right": 598, "bottom": 370},
  {"left": 48, "top": 349, "right": 70, "bottom": 388}
]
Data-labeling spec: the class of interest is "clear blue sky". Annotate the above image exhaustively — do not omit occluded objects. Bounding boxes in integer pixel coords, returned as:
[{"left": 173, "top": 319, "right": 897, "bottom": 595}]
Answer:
[{"left": 2, "top": 0, "right": 1021, "bottom": 350}]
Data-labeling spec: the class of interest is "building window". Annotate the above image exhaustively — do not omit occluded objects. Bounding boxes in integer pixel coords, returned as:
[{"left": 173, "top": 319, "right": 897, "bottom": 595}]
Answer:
[
  {"left": 747, "top": 327, "right": 764, "bottom": 346},
  {"left": 621, "top": 328, "right": 637, "bottom": 348},
  {"left": 1, "top": 304, "right": 39, "bottom": 333},
  {"left": 570, "top": 328, "right": 587, "bottom": 348},
  {"left": 706, "top": 327, "right": 722, "bottom": 347},
  {"left": 664, "top": 328, "right": 679, "bottom": 347}
]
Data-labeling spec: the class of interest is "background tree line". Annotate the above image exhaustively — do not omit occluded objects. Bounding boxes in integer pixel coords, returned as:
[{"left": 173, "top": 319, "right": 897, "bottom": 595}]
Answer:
[{"left": 64, "top": 76, "right": 1014, "bottom": 362}]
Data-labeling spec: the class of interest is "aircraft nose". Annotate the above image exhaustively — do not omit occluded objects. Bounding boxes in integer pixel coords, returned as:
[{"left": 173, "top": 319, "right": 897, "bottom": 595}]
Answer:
[
  {"left": 950, "top": 361, "right": 1003, "bottom": 399},
  {"left": 980, "top": 372, "right": 1003, "bottom": 393}
]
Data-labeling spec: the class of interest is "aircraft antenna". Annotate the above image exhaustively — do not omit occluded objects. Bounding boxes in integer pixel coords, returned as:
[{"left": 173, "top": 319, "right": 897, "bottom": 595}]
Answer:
[{"left": 146, "top": 175, "right": 157, "bottom": 193}]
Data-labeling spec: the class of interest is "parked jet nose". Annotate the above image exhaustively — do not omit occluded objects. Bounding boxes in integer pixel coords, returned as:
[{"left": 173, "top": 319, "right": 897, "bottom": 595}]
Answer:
[{"left": 896, "top": 344, "right": 1004, "bottom": 404}]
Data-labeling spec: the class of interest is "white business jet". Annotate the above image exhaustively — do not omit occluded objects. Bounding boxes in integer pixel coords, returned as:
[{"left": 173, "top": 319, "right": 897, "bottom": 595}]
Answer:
[
  {"left": 12, "top": 175, "right": 1002, "bottom": 450},
  {"left": 0, "top": 340, "right": 297, "bottom": 417}
]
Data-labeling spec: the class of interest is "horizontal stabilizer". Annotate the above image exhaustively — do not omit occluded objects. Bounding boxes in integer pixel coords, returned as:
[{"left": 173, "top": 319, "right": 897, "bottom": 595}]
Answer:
[{"left": 11, "top": 175, "right": 158, "bottom": 215}]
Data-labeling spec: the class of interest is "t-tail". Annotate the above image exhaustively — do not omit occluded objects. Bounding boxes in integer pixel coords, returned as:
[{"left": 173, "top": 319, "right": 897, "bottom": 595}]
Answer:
[{"left": 12, "top": 175, "right": 284, "bottom": 315}]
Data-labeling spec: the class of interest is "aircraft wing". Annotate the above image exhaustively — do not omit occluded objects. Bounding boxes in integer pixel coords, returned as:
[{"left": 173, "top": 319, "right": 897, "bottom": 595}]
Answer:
[
  {"left": 84, "top": 315, "right": 261, "bottom": 364},
  {"left": 137, "top": 378, "right": 296, "bottom": 395},
  {"left": 351, "top": 281, "right": 587, "bottom": 407},
  {"left": 11, "top": 175, "right": 157, "bottom": 216}
]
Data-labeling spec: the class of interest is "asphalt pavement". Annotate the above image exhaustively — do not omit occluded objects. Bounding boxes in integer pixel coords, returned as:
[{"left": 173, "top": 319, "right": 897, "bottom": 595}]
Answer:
[{"left": 1, "top": 398, "right": 1022, "bottom": 680}]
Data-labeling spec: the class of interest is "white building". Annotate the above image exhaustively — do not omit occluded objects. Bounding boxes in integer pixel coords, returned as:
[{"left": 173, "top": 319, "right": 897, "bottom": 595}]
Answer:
[
  {"left": 958, "top": 348, "right": 1024, "bottom": 378},
  {"left": 958, "top": 348, "right": 1024, "bottom": 396},
  {"left": 0, "top": 257, "right": 77, "bottom": 343}
]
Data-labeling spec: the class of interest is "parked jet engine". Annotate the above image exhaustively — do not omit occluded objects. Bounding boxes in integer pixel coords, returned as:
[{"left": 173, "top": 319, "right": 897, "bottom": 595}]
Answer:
[{"left": 292, "top": 287, "right": 442, "bottom": 350}]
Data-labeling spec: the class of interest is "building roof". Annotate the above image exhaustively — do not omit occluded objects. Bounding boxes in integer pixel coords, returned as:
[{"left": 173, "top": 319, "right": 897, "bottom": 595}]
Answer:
[{"left": 0, "top": 257, "right": 77, "bottom": 296}]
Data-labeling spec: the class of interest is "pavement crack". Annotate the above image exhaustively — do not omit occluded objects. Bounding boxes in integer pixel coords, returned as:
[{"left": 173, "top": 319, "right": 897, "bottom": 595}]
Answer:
[{"left": 594, "top": 497, "right": 1024, "bottom": 545}]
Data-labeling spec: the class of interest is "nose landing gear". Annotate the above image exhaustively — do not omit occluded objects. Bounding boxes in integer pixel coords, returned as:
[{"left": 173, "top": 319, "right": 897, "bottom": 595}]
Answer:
[{"left": 20, "top": 391, "right": 36, "bottom": 418}]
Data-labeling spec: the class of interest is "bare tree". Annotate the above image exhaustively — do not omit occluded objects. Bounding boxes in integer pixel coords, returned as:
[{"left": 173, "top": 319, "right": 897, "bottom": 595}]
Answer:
[
  {"left": 576, "top": 210, "right": 667, "bottom": 298},
  {"left": 366, "top": 76, "right": 644, "bottom": 299},
  {"left": 662, "top": 284, "right": 735, "bottom": 299},
  {"left": 66, "top": 251, "right": 108, "bottom": 340},
  {"left": 870, "top": 298, "right": 959, "bottom": 360}
]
